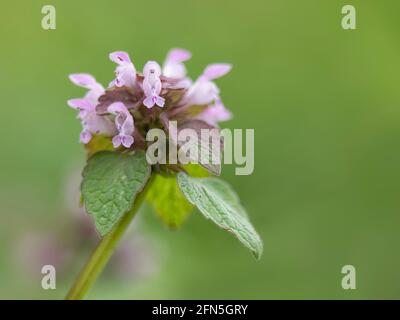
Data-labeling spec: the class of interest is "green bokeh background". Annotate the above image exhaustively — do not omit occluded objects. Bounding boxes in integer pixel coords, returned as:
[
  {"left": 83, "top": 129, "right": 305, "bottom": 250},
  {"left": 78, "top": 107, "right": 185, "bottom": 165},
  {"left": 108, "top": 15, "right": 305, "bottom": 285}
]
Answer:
[{"left": 1, "top": 0, "right": 400, "bottom": 299}]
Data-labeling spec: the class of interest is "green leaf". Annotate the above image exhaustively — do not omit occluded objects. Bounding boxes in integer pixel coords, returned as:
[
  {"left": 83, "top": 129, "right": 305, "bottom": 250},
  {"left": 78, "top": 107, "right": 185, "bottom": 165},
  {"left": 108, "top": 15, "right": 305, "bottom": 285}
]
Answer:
[
  {"left": 183, "top": 163, "right": 210, "bottom": 178},
  {"left": 178, "top": 120, "right": 222, "bottom": 176},
  {"left": 146, "top": 174, "right": 193, "bottom": 228},
  {"left": 177, "top": 172, "right": 263, "bottom": 259},
  {"left": 81, "top": 151, "right": 151, "bottom": 236}
]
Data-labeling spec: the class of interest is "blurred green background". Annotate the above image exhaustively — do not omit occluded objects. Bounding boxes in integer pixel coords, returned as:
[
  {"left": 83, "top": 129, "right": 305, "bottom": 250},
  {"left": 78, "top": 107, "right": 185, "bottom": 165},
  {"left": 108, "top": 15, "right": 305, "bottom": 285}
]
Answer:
[{"left": 1, "top": 0, "right": 400, "bottom": 299}]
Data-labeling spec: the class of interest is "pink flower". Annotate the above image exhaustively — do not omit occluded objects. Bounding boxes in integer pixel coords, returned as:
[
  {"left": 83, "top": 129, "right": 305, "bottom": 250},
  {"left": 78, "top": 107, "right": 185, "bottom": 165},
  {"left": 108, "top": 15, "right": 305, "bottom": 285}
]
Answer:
[
  {"left": 68, "top": 74, "right": 116, "bottom": 144},
  {"left": 182, "top": 63, "right": 232, "bottom": 106},
  {"left": 69, "top": 73, "right": 104, "bottom": 105},
  {"left": 68, "top": 49, "right": 234, "bottom": 148},
  {"left": 142, "top": 61, "right": 165, "bottom": 108},
  {"left": 197, "top": 99, "right": 232, "bottom": 126},
  {"left": 162, "top": 48, "right": 191, "bottom": 79},
  {"left": 108, "top": 102, "right": 134, "bottom": 148},
  {"left": 109, "top": 51, "right": 137, "bottom": 88}
]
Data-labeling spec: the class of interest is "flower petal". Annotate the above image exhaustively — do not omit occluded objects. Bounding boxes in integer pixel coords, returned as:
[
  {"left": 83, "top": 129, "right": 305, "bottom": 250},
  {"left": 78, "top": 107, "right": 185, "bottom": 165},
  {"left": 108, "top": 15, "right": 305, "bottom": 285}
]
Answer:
[
  {"left": 109, "top": 52, "right": 136, "bottom": 88},
  {"left": 198, "top": 100, "right": 232, "bottom": 125},
  {"left": 109, "top": 51, "right": 132, "bottom": 64},
  {"left": 143, "top": 61, "right": 162, "bottom": 77},
  {"left": 121, "top": 135, "right": 134, "bottom": 148},
  {"left": 163, "top": 49, "right": 191, "bottom": 79},
  {"left": 67, "top": 98, "right": 93, "bottom": 111},
  {"left": 202, "top": 64, "right": 232, "bottom": 80},
  {"left": 182, "top": 80, "right": 219, "bottom": 106},
  {"left": 107, "top": 101, "right": 127, "bottom": 114},
  {"left": 165, "top": 48, "right": 191, "bottom": 64},
  {"left": 69, "top": 73, "right": 97, "bottom": 87},
  {"left": 112, "top": 135, "right": 122, "bottom": 148},
  {"left": 80, "top": 130, "right": 92, "bottom": 144},
  {"left": 108, "top": 102, "right": 135, "bottom": 148},
  {"left": 143, "top": 61, "right": 164, "bottom": 108},
  {"left": 143, "top": 97, "right": 155, "bottom": 109}
]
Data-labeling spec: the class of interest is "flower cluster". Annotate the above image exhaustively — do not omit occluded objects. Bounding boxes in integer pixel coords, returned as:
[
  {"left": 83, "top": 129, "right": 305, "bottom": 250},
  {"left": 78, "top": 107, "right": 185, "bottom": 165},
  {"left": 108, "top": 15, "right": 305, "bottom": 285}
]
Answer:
[{"left": 68, "top": 48, "right": 232, "bottom": 151}]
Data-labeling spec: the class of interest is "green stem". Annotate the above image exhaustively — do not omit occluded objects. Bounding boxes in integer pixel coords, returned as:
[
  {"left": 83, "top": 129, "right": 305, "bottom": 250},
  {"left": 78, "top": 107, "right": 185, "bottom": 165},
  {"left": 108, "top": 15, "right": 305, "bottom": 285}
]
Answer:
[{"left": 65, "top": 177, "right": 153, "bottom": 300}]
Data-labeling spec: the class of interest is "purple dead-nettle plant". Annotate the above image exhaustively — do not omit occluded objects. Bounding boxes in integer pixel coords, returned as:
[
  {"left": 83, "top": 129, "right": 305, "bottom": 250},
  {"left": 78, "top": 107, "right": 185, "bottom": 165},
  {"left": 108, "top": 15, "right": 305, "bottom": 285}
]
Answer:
[{"left": 65, "top": 48, "right": 263, "bottom": 299}]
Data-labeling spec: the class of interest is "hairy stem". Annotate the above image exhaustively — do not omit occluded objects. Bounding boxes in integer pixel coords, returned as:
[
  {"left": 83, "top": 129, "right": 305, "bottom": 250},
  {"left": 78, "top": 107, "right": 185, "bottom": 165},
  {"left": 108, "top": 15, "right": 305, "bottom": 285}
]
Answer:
[{"left": 65, "top": 177, "right": 153, "bottom": 300}]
